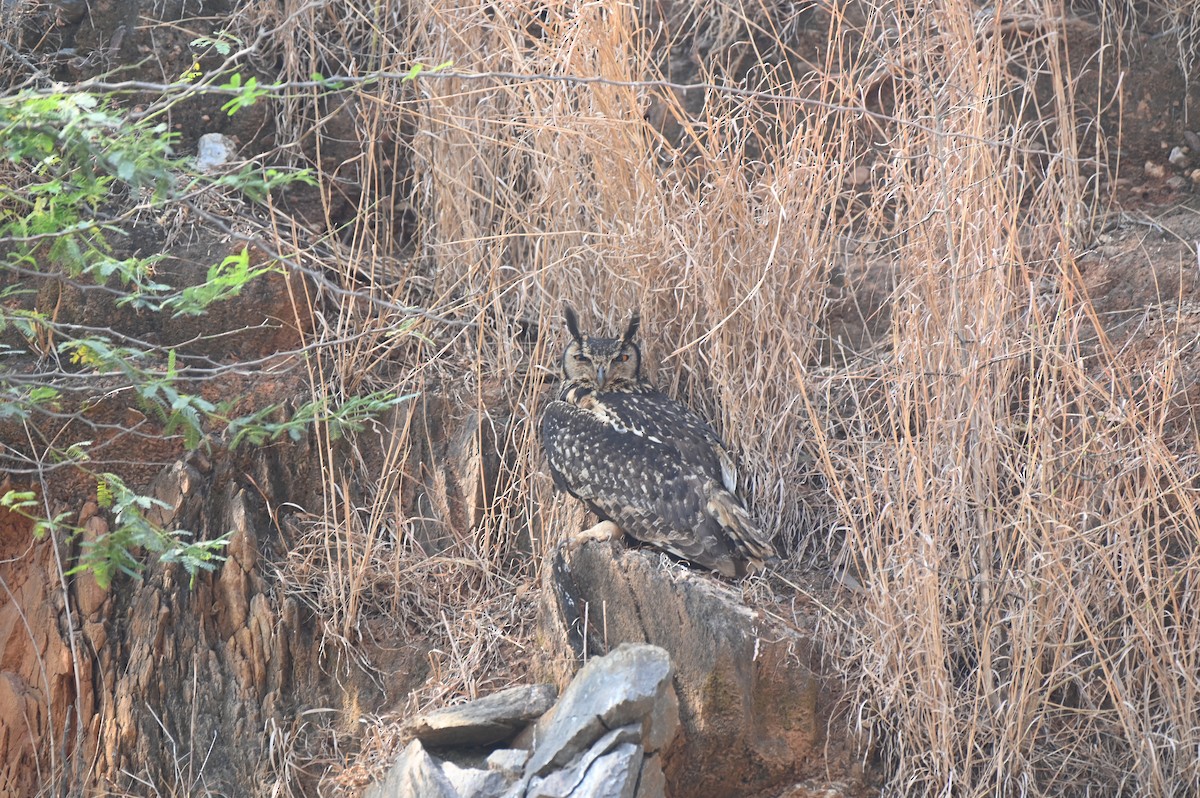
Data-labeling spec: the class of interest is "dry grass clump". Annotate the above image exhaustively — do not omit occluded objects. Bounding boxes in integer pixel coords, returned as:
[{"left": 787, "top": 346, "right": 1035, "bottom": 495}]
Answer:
[
  {"left": 803, "top": 2, "right": 1200, "bottom": 796},
  {"left": 227, "top": 0, "right": 1200, "bottom": 794}
]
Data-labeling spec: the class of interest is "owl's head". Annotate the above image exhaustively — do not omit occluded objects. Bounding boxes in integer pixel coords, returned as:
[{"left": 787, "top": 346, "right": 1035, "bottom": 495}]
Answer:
[{"left": 559, "top": 305, "right": 644, "bottom": 393}]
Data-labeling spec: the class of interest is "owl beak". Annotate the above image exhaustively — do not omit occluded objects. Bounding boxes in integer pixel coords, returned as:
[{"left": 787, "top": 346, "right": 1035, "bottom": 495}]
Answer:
[{"left": 595, "top": 365, "right": 607, "bottom": 389}]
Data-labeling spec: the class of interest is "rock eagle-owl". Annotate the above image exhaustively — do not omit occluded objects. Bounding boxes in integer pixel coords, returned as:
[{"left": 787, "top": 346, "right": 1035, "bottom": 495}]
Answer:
[{"left": 540, "top": 305, "right": 776, "bottom": 578}]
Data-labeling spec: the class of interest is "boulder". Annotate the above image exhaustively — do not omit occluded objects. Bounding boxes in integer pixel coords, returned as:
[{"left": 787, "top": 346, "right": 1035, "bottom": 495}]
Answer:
[
  {"left": 364, "top": 739, "right": 459, "bottom": 798},
  {"left": 543, "top": 544, "right": 844, "bottom": 798},
  {"left": 526, "top": 741, "right": 642, "bottom": 798},
  {"left": 407, "top": 684, "right": 558, "bottom": 747},
  {"left": 365, "top": 644, "right": 682, "bottom": 798},
  {"left": 525, "top": 644, "right": 677, "bottom": 777}
]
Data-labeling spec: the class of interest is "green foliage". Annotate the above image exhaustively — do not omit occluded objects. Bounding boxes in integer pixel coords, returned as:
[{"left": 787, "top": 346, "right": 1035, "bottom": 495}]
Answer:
[
  {"left": 0, "top": 382, "right": 63, "bottom": 422},
  {"left": 181, "top": 31, "right": 242, "bottom": 82},
  {"left": 212, "top": 165, "right": 317, "bottom": 203},
  {"left": 191, "top": 31, "right": 239, "bottom": 58},
  {"left": 0, "top": 91, "right": 177, "bottom": 195},
  {"left": 0, "top": 67, "right": 430, "bottom": 588},
  {"left": 81, "top": 473, "right": 228, "bottom": 588},
  {"left": 402, "top": 60, "right": 455, "bottom": 81},
  {"left": 0, "top": 479, "right": 225, "bottom": 589},
  {"left": 0, "top": 92, "right": 173, "bottom": 277},
  {"left": 220, "top": 73, "right": 269, "bottom": 115},
  {"left": 0, "top": 490, "right": 72, "bottom": 541},
  {"left": 0, "top": 83, "right": 414, "bottom": 589},
  {"left": 226, "top": 391, "right": 417, "bottom": 450},
  {"left": 0, "top": 88, "right": 312, "bottom": 290},
  {"left": 162, "top": 248, "right": 280, "bottom": 317},
  {"left": 60, "top": 335, "right": 147, "bottom": 372}
]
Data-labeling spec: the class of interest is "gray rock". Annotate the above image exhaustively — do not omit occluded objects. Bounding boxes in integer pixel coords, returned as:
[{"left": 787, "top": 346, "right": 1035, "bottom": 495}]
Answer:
[
  {"left": 634, "top": 754, "right": 667, "bottom": 798},
  {"left": 442, "top": 759, "right": 512, "bottom": 798},
  {"left": 543, "top": 545, "right": 845, "bottom": 798},
  {"left": 364, "top": 739, "right": 459, "bottom": 798},
  {"left": 408, "top": 684, "right": 558, "bottom": 747},
  {"left": 486, "top": 748, "right": 530, "bottom": 778},
  {"left": 527, "top": 739, "right": 642, "bottom": 798},
  {"left": 195, "top": 133, "right": 238, "bottom": 172},
  {"left": 524, "top": 645, "right": 676, "bottom": 777},
  {"left": 640, "top": 678, "right": 679, "bottom": 754}
]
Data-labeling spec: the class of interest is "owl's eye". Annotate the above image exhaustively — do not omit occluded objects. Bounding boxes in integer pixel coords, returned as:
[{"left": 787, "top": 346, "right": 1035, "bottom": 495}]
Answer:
[
  {"left": 618, "top": 353, "right": 630, "bottom": 362},
  {"left": 574, "top": 353, "right": 590, "bottom": 362}
]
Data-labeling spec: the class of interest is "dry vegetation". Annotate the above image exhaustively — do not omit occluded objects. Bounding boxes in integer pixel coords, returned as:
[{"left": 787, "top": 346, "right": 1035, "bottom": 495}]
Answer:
[{"left": 207, "top": 0, "right": 1200, "bottom": 794}]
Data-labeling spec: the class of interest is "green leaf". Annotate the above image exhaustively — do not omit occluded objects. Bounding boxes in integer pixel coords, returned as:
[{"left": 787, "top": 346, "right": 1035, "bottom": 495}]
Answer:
[
  {"left": 1, "top": 490, "right": 39, "bottom": 512},
  {"left": 163, "top": 248, "right": 279, "bottom": 316}
]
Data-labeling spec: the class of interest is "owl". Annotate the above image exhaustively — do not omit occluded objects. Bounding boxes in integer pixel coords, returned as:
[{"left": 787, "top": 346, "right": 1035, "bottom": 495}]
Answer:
[{"left": 540, "top": 305, "right": 777, "bottom": 579}]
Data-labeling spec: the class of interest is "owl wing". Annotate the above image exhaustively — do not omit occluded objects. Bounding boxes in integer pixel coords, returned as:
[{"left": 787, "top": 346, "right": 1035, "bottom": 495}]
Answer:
[
  {"left": 605, "top": 391, "right": 741, "bottom": 493},
  {"left": 541, "top": 391, "right": 775, "bottom": 577}
]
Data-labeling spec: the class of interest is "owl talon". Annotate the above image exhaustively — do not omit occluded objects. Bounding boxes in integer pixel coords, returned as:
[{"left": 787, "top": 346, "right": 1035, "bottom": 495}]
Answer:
[{"left": 564, "top": 520, "right": 622, "bottom": 551}]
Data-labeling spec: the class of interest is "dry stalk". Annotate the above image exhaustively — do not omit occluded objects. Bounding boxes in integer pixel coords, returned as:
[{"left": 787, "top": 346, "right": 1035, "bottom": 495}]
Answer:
[{"left": 209, "top": 0, "right": 1200, "bottom": 794}]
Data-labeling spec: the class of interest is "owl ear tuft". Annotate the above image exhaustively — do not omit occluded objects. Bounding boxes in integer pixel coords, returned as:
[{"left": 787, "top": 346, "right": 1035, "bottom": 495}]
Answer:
[
  {"left": 622, "top": 310, "right": 641, "bottom": 344},
  {"left": 563, "top": 303, "right": 584, "bottom": 344}
]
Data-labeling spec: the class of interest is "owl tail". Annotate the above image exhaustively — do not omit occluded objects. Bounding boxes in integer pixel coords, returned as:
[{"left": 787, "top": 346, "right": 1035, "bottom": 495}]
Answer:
[{"left": 706, "top": 487, "right": 778, "bottom": 572}]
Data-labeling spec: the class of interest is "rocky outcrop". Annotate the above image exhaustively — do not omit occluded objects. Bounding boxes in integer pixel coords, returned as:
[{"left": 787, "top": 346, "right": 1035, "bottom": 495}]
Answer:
[
  {"left": 367, "top": 644, "right": 680, "bottom": 798},
  {"left": 0, "top": 434, "right": 405, "bottom": 796},
  {"left": 83, "top": 450, "right": 329, "bottom": 793},
  {"left": 0, "top": 479, "right": 91, "bottom": 797},
  {"left": 542, "top": 543, "right": 854, "bottom": 798},
  {"left": 523, "top": 643, "right": 677, "bottom": 796},
  {"left": 0, "top": 217, "right": 361, "bottom": 795}
]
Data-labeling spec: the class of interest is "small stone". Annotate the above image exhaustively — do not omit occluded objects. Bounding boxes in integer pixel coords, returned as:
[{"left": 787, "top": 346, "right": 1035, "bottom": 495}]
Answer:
[
  {"left": 196, "top": 133, "right": 238, "bottom": 172},
  {"left": 1169, "top": 146, "right": 1190, "bottom": 168},
  {"left": 1144, "top": 161, "right": 1167, "bottom": 179},
  {"left": 1186, "top": 130, "right": 1200, "bottom": 152},
  {"left": 1167, "top": 175, "right": 1188, "bottom": 191},
  {"left": 486, "top": 748, "right": 529, "bottom": 778},
  {"left": 407, "top": 684, "right": 558, "bottom": 747},
  {"left": 441, "top": 760, "right": 512, "bottom": 798}
]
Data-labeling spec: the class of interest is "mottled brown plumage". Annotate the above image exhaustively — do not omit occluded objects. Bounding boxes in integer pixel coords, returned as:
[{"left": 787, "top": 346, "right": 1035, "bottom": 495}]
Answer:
[{"left": 541, "top": 305, "right": 776, "bottom": 578}]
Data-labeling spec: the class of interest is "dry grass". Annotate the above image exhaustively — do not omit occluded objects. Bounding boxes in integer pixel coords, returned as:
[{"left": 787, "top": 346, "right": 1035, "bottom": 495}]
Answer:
[{"left": 220, "top": 0, "right": 1200, "bottom": 794}]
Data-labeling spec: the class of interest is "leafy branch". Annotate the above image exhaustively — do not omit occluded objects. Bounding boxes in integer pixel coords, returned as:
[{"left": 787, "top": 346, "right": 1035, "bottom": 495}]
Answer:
[
  {"left": 1, "top": 477, "right": 228, "bottom": 589},
  {"left": 0, "top": 80, "right": 424, "bottom": 587},
  {"left": 226, "top": 391, "right": 417, "bottom": 450}
]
